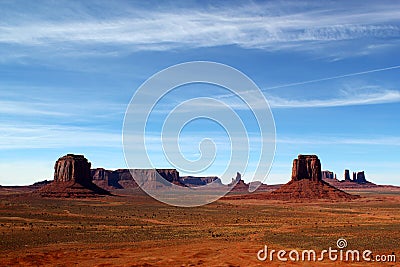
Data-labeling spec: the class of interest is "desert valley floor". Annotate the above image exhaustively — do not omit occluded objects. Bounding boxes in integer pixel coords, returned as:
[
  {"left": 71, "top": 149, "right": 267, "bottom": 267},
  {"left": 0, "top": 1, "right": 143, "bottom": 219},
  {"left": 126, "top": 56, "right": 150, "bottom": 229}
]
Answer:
[{"left": 0, "top": 187, "right": 399, "bottom": 266}]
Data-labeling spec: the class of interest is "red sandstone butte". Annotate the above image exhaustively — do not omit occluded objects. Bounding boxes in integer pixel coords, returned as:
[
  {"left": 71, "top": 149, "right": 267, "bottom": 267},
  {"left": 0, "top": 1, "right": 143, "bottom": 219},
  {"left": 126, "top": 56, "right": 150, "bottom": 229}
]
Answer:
[
  {"left": 36, "top": 154, "right": 110, "bottom": 197},
  {"left": 225, "top": 155, "right": 359, "bottom": 201}
]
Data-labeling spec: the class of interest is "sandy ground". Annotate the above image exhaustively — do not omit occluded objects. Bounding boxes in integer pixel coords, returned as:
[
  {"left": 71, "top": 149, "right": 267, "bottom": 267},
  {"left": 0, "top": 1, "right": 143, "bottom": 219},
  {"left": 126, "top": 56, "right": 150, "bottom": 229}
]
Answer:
[{"left": 0, "top": 188, "right": 399, "bottom": 266}]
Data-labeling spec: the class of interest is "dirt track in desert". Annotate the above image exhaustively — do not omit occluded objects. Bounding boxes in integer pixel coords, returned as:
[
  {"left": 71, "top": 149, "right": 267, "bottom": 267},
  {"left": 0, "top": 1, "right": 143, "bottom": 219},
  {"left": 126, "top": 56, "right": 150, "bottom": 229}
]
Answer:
[{"left": 0, "top": 188, "right": 399, "bottom": 266}]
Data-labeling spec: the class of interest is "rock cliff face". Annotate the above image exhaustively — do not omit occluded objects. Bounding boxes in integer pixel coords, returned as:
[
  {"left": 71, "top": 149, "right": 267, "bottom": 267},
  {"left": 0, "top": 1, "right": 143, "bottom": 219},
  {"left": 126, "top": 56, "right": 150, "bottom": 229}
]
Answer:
[
  {"left": 228, "top": 172, "right": 249, "bottom": 191},
  {"left": 91, "top": 168, "right": 123, "bottom": 189},
  {"left": 54, "top": 154, "right": 91, "bottom": 183},
  {"left": 91, "top": 168, "right": 185, "bottom": 189},
  {"left": 91, "top": 168, "right": 113, "bottom": 182},
  {"left": 37, "top": 154, "right": 110, "bottom": 197},
  {"left": 341, "top": 169, "right": 369, "bottom": 184},
  {"left": 356, "top": 171, "right": 367, "bottom": 184},
  {"left": 157, "top": 169, "right": 181, "bottom": 185},
  {"left": 269, "top": 155, "right": 358, "bottom": 200},
  {"left": 291, "top": 155, "right": 321, "bottom": 182},
  {"left": 180, "top": 176, "right": 222, "bottom": 187},
  {"left": 322, "top": 171, "right": 334, "bottom": 179},
  {"left": 344, "top": 169, "right": 351, "bottom": 181}
]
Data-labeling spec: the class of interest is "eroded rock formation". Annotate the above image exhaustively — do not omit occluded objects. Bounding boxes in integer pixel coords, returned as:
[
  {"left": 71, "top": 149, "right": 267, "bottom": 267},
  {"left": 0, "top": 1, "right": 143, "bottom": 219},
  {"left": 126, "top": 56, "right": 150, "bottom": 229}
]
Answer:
[
  {"left": 291, "top": 155, "right": 321, "bottom": 182},
  {"left": 130, "top": 168, "right": 186, "bottom": 188},
  {"left": 356, "top": 171, "right": 367, "bottom": 184},
  {"left": 54, "top": 154, "right": 91, "bottom": 183},
  {"left": 91, "top": 168, "right": 186, "bottom": 189},
  {"left": 344, "top": 169, "right": 351, "bottom": 181},
  {"left": 180, "top": 176, "right": 222, "bottom": 187},
  {"left": 91, "top": 168, "right": 123, "bottom": 189},
  {"left": 228, "top": 172, "right": 249, "bottom": 191},
  {"left": 322, "top": 170, "right": 334, "bottom": 179},
  {"left": 36, "top": 154, "right": 110, "bottom": 197},
  {"left": 342, "top": 169, "right": 369, "bottom": 184},
  {"left": 224, "top": 154, "right": 359, "bottom": 201},
  {"left": 157, "top": 169, "right": 181, "bottom": 185}
]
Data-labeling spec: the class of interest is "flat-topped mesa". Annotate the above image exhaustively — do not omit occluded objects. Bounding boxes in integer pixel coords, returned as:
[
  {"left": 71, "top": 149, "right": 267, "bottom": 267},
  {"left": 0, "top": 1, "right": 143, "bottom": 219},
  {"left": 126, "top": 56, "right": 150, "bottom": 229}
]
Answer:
[
  {"left": 36, "top": 154, "right": 110, "bottom": 197},
  {"left": 291, "top": 155, "right": 321, "bottom": 182},
  {"left": 156, "top": 169, "right": 180, "bottom": 185},
  {"left": 54, "top": 154, "right": 92, "bottom": 183},
  {"left": 128, "top": 168, "right": 186, "bottom": 189},
  {"left": 180, "top": 176, "right": 221, "bottom": 187}
]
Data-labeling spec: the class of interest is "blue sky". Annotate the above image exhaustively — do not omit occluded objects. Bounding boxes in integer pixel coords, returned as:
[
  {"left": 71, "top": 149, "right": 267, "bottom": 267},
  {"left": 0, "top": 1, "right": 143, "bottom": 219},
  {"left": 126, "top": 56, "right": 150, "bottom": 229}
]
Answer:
[{"left": 0, "top": 0, "right": 399, "bottom": 186}]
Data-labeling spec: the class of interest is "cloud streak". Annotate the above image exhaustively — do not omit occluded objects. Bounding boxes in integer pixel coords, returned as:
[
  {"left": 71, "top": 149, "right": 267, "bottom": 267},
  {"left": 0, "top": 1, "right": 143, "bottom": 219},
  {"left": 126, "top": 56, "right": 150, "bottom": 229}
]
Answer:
[
  {"left": 263, "top": 65, "right": 400, "bottom": 90},
  {"left": 159, "top": 87, "right": 400, "bottom": 111},
  {"left": 0, "top": 124, "right": 121, "bottom": 149},
  {"left": 0, "top": 98, "right": 126, "bottom": 120},
  {"left": 278, "top": 136, "right": 400, "bottom": 146},
  {"left": 0, "top": 1, "right": 399, "bottom": 54},
  {"left": 267, "top": 89, "right": 400, "bottom": 108}
]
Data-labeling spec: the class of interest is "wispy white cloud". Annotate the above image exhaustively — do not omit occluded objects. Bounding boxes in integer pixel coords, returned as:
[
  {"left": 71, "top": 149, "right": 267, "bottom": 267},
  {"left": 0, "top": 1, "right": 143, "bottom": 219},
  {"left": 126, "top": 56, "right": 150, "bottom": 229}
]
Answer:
[
  {"left": 277, "top": 136, "right": 400, "bottom": 146},
  {"left": 262, "top": 65, "right": 400, "bottom": 90},
  {"left": 267, "top": 89, "right": 400, "bottom": 108},
  {"left": 0, "top": 100, "right": 68, "bottom": 117},
  {"left": 0, "top": 124, "right": 121, "bottom": 149},
  {"left": 0, "top": 99, "right": 125, "bottom": 120},
  {"left": 152, "top": 87, "right": 400, "bottom": 111},
  {"left": 0, "top": 1, "right": 399, "bottom": 55}
]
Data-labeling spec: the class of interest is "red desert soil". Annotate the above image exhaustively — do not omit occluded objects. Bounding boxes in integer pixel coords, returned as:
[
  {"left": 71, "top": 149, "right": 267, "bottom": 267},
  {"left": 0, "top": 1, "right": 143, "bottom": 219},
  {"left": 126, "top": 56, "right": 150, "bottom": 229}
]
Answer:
[{"left": 0, "top": 187, "right": 399, "bottom": 266}]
